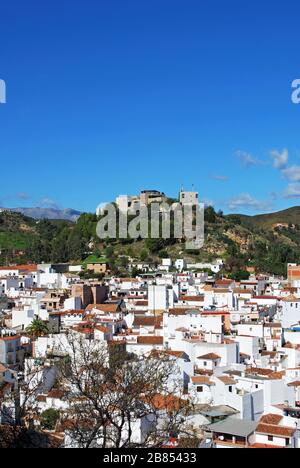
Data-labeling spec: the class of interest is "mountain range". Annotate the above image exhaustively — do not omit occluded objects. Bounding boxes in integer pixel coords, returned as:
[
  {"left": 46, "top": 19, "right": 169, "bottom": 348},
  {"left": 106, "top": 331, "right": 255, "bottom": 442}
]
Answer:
[{"left": 0, "top": 207, "right": 82, "bottom": 221}]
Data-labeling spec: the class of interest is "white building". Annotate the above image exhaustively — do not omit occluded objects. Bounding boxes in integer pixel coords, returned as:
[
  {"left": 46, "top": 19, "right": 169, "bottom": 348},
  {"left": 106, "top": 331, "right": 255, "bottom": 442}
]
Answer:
[
  {"left": 148, "top": 285, "right": 173, "bottom": 312},
  {"left": 179, "top": 191, "right": 199, "bottom": 205}
]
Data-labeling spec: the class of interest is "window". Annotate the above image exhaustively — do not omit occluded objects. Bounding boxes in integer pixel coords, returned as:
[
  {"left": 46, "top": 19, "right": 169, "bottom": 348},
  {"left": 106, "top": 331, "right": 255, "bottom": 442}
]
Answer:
[
  {"left": 229, "top": 386, "right": 233, "bottom": 393},
  {"left": 197, "top": 386, "right": 203, "bottom": 393},
  {"left": 203, "top": 361, "right": 207, "bottom": 367},
  {"left": 268, "top": 436, "right": 273, "bottom": 442},
  {"left": 286, "top": 438, "right": 290, "bottom": 446}
]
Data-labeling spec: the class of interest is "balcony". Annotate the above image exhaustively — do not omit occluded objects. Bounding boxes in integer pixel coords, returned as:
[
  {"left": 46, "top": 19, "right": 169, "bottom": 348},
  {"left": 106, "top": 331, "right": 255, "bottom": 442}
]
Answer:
[{"left": 214, "top": 437, "right": 248, "bottom": 448}]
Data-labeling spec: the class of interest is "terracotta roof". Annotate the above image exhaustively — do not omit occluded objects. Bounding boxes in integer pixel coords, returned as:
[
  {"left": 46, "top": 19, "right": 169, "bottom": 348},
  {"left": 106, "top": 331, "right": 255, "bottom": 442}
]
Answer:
[
  {"left": 169, "top": 308, "right": 200, "bottom": 316},
  {"left": 260, "top": 414, "right": 283, "bottom": 425},
  {"left": 95, "top": 326, "right": 110, "bottom": 334},
  {"left": 36, "top": 395, "right": 47, "bottom": 402},
  {"left": 165, "top": 350, "right": 186, "bottom": 359},
  {"left": 133, "top": 317, "right": 161, "bottom": 328},
  {"left": 0, "top": 364, "right": 7, "bottom": 372},
  {"left": 261, "top": 351, "right": 277, "bottom": 357},
  {"left": 287, "top": 381, "right": 300, "bottom": 387},
  {"left": 197, "top": 353, "right": 221, "bottom": 361},
  {"left": 203, "top": 310, "right": 230, "bottom": 316},
  {"left": 224, "top": 338, "right": 235, "bottom": 344},
  {"left": 256, "top": 424, "right": 296, "bottom": 437},
  {"left": 47, "top": 389, "right": 65, "bottom": 399},
  {"left": 0, "top": 264, "right": 37, "bottom": 272},
  {"left": 264, "top": 323, "right": 282, "bottom": 328},
  {"left": 136, "top": 336, "right": 164, "bottom": 345},
  {"left": 85, "top": 304, "right": 120, "bottom": 313},
  {"left": 233, "top": 288, "right": 253, "bottom": 294},
  {"left": 181, "top": 296, "right": 204, "bottom": 302},
  {"left": 194, "top": 368, "right": 213, "bottom": 376},
  {"left": 246, "top": 368, "right": 274, "bottom": 377},
  {"left": 213, "top": 288, "right": 230, "bottom": 293},
  {"left": 217, "top": 376, "right": 236, "bottom": 385},
  {"left": 191, "top": 376, "right": 214, "bottom": 385},
  {"left": 282, "top": 294, "right": 299, "bottom": 302},
  {"left": 60, "top": 310, "right": 85, "bottom": 316},
  {"left": 268, "top": 371, "right": 286, "bottom": 380},
  {"left": 215, "top": 279, "right": 233, "bottom": 285}
]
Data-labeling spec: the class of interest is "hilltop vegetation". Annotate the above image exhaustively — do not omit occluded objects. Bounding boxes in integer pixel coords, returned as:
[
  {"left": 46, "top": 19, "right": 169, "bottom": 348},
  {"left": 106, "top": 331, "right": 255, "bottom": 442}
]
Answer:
[
  {"left": 1, "top": 206, "right": 300, "bottom": 276},
  {"left": 230, "top": 206, "right": 300, "bottom": 230},
  {"left": 0, "top": 210, "right": 88, "bottom": 265}
]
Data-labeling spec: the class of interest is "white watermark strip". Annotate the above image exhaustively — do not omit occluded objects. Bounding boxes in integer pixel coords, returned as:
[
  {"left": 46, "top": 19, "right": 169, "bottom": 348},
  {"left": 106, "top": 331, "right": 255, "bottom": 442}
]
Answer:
[
  {"left": 0, "top": 79, "right": 6, "bottom": 104},
  {"left": 96, "top": 202, "right": 205, "bottom": 250},
  {"left": 291, "top": 79, "right": 300, "bottom": 104}
]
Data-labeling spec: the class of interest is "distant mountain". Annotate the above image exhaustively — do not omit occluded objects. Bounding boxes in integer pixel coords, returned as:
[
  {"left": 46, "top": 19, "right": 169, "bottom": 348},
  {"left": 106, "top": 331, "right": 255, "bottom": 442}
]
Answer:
[{"left": 0, "top": 207, "right": 81, "bottom": 221}]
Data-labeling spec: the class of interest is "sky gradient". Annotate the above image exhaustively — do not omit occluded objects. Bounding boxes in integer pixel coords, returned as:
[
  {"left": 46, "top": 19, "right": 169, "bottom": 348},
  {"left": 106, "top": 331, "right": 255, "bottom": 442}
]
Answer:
[{"left": 1, "top": 0, "right": 300, "bottom": 214}]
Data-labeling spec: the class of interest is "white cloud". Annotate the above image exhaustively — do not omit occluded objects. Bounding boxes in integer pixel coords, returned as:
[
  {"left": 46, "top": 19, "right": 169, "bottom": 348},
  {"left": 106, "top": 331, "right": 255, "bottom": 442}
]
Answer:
[
  {"left": 281, "top": 165, "right": 300, "bottom": 182},
  {"left": 235, "top": 150, "right": 265, "bottom": 167},
  {"left": 227, "top": 193, "right": 273, "bottom": 212},
  {"left": 269, "top": 191, "right": 278, "bottom": 201},
  {"left": 211, "top": 175, "right": 229, "bottom": 181},
  {"left": 39, "top": 197, "right": 60, "bottom": 209},
  {"left": 270, "top": 148, "right": 288, "bottom": 170},
  {"left": 283, "top": 183, "right": 300, "bottom": 199},
  {"left": 16, "top": 192, "right": 31, "bottom": 201}
]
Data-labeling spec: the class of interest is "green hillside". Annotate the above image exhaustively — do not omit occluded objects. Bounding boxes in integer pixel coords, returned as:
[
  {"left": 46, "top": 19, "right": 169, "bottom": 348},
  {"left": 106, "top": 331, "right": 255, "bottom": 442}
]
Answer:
[
  {"left": 1, "top": 206, "right": 300, "bottom": 277},
  {"left": 230, "top": 207, "right": 300, "bottom": 230}
]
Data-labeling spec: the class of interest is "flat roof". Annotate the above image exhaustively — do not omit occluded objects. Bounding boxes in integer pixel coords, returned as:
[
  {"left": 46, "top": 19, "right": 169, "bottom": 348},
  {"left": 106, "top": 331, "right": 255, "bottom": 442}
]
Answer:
[
  {"left": 200, "top": 406, "right": 239, "bottom": 418},
  {"left": 208, "top": 417, "right": 258, "bottom": 437}
]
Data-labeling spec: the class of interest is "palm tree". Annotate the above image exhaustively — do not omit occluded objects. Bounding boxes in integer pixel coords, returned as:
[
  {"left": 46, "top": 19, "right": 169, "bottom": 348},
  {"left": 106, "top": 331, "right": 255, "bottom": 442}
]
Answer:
[{"left": 26, "top": 318, "right": 49, "bottom": 338}]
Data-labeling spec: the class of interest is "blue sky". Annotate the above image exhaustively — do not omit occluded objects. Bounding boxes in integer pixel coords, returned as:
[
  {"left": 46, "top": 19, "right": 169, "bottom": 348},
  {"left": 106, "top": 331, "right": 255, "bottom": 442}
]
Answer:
[{"left": 1, "top": 0, "right": 300, "bottom": 214}]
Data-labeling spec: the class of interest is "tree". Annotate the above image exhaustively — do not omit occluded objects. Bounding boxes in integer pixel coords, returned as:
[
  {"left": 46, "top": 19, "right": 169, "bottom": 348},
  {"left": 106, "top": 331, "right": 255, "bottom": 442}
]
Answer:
[
  {"left": 158, "top": 249, "right": 168, "bottom": 259},
  {"left": 40, "top": 408, "right": 60, "bottom": 430},
  {"left": 140, "top": 249, "right": 149, "bottom": 261},
  {"left": 105, "top": 246, "right": 114, "bottom": 260},
  {"left": 146, "top": 239, "right": 166, "bottom": 254},
  {"left": 56, "top": 333, "right": 197, "bottom": 448},
  {"left": 51, "top": 227, "right": 70, "bottom": 263},
  {"left": 229, "top": 270, "right": 250, "bottom": 282},
  {"left": 67, "top": 231, "right": 86, "bottom": 261},
  {"left": 0, "top": 359, "right": 60, "bottom": 448},
  {"left": 204, "top": 206, "right": 217, "bottom": 224},
  {"left": 26, "top": 319, "right": 49, "bottom": 338}
]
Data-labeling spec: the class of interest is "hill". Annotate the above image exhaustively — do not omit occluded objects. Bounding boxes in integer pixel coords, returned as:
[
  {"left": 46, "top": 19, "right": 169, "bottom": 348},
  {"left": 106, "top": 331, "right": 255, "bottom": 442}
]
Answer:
[
  {"left": 229, "top": 207, "right": 300, "bottom": 230},
  {"left": 0, "top": 210, "right": 78, "bottom": 265},
  {"left": 0, "top": 207, "right": 81, "bottom": 221},
  {"left": 1, "top": 206, "right": 300, "bottom": 276}
]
